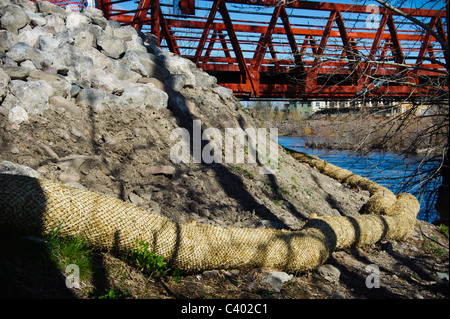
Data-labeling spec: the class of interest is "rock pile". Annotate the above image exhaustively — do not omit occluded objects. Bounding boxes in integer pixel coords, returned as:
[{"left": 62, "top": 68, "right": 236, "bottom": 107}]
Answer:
[
  {"left": 1, "top": 0, "right": 226, "bottom": 121},
  {"left": 1, "top": 0, "right": 369, "bottom": 229}
]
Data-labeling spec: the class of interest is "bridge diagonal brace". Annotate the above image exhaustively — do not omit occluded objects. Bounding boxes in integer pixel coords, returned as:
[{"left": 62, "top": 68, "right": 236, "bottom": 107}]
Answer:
[
  {"left": 159, "top": 10, "right": 180, "bottom": 55},
  {"left": 335, "top": 10, "right": 359, "bottom": 83},
  {"left": 386, "top": 14, "right": 405, "bottom": 67},
  {"left": 131, "top": 0, "right": 152, "bottom": 32},
  {"left": 314, "top": 10, "right": 337, "bottom": 64},
  {"left": 203, "top": 30, "right": 232, "bottom": 67},
  {"left": 218, "top": 30, "right": 232, "bottom": 60},
  {"left": 204, "top": 30, "right": 218, "bottom": 62},
  {"left": 308, "top": 10, "right": 337, "bottom": 87},
  {"left": 362, "top": 12, "right": 389, "bottom": 86},
  {"left": 415, "top": 14, "right": 440, "bottom": 70},
  {"left": 268, "top": 42, "right": 279, "bottom": 65},
  {"left": 280, "top": 6, "right": 302, "bottom": 67},
  {"left": 335, "top": 11, "right": 356, "bottom": 62},
  {"left": 252, "top": 5, "right": 282, "bottom": 71},
  {"left": 218, "top": 0, "right": 257, "bottom": 96},
  {"left": 300, "top": 35, "right": 317, "bottom": 56},
  {"left": 379, "top": 41, "right": 389, "bottom": 61},
  {"left": 435, "top": 17, "right": 448, "bottom": 66},
  {"left": 194, "top": 0, "right": 222, "bottom": 65}
]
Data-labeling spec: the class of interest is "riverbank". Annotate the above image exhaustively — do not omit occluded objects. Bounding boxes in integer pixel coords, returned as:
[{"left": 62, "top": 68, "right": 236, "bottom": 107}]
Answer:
[
  {"left": 278, "top": 136, "right": 442, "bottom": 223},
  {"left": 0, "top": 1, "right": 448, "bottom": 300},
  {"left": 269, "top": 112, "right": 447, "bottom": 155}
]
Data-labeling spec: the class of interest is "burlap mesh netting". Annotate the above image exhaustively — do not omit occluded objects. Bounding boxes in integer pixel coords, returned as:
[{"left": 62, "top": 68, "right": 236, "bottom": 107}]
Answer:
[{"left": 0, "top": 151, "right": 419, "bottom": 273}]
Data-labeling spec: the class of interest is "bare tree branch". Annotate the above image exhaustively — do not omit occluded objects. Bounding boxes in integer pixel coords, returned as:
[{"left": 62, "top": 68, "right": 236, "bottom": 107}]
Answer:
[{"left": 374, "top": 0, "right": 449, "bottom": 66}]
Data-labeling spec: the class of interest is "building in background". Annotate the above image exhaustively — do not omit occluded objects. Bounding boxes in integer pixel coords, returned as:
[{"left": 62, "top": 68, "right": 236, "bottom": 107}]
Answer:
[
  {"left": 284, "top": 98, "right": 434, "bottom": 119},
  {"left": 286, "top": 100, "right": 328, "bottom": 118}
]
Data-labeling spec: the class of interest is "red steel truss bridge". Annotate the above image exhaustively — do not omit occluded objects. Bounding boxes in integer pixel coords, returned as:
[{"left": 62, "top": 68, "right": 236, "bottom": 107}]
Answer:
[{"left": 97, "top": 0, "right": 448, "bottom": 100}]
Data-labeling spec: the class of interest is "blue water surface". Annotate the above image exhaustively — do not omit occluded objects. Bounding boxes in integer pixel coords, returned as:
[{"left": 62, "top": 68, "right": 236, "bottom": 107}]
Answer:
[{"left": 278, "top": 136, "right": 441, "bottom": 222}]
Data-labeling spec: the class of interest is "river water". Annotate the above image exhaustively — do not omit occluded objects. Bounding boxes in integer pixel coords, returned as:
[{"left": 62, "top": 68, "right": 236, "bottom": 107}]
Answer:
[{"left": 278, "top": 136, "right": 441, "bottom": 223}]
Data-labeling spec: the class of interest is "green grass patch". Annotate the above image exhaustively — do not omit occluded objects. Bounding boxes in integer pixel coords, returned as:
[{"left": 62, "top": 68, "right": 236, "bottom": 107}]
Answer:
[
  {"left": 123, "top": 239, "right": 183, "bottom": 281},
  {"left": 439, "top": 224, "right": 449, "bottom": 238},
  {"left": 45, "top": 227, "right": 94, "bottom": 282},
  {"left": 91, "top": 287, "right": 132, "bottom": 299}
]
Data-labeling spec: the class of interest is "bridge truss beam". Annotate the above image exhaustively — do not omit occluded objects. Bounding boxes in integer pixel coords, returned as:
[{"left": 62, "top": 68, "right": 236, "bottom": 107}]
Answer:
[{"left": 98, "top": 0, "right": 448, "bottom": 100}]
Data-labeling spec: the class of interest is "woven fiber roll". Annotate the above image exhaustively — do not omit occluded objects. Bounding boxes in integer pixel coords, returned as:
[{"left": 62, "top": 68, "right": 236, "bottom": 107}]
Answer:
[
  {"left": 306, "top": 193, "right": 419, "bottom": 249},
  {"left": 0, "top": 155, "right": 419, "bottom": 273},
  {"left": 0, "top": 174, "right": 333, "bottom": 272},
  {"left": 289, "top": 152, "right": 398, "bottom": 214}
]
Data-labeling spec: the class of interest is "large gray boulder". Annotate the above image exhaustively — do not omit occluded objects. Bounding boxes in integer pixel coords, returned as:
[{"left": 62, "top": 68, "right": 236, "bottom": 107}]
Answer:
[
  {"left": 28, "top": 70, "right": 71, "bottom": 97},
  {"left": 75, "top": 88, "right": 130, "bottom": 113},
  {"left": 16, "top": 25, "right": 49, "bottom": 46},
  {"left": 82, "top": 6, "right": 108, "bottom": 29},
  {"left": 2, "top": 79, "right": 49, "bottom": 113},
  {"left": 261, "top": 271, "right": 293, "bottom": 292},
  {"left": 66, "top": 12, "right": 91, "bottom": 29},
  {"left": 6, "top": 41, "right": 45, "bottom": 63},
  {"left": 121, "top": 83, "right": 168, "bottom": 110},
  {"left": 42, "top": 12, "right": 65, "bottom": 35},
  {"left": 35, "top": 33, "right": 60, "bottom": 51},
  {"left": 78, "top": 64, "right": 124, "bottom": 94},
  {"left": 0, "top": 29, "right": 18, "bottom": 51},
  {"left": 0, "top": 160, "right": 41, "bottom": 178},
  {"left": 122, "top": 50, "right": 169, "bottom": 81},
  {"left": 0, "top": 4, "right": 30, "bottom": 34},
  {"left": 35, "top": 0, "right": 67, "bottom": 17},
  {"left": 2, "top": 65, "right": 30, "bottom": 80},
  {"left": 72, "top": 28, "right": 96, "bottom": 51},
  {"left": 7, "top": 105, "right": 29, "bottom": 127},
  {"left": 0, "top": 68, "right": 10, "bottom": 98},
  {"left": 156, "top": 51, "right": 197, "bottom": 88},
  {"left": 96, "top": 32, "right": 126, "bottom": 59}
]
